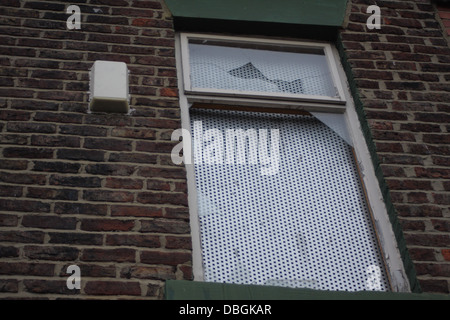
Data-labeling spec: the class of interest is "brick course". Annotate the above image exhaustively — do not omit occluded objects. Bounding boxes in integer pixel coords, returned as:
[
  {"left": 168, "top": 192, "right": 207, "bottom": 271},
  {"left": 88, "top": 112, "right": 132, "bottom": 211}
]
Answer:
[
  {"left": 0, "top": 0, "right": 189, "bottom": 299},
  {"left": 0, "top": 0, "right": 449, "bottom": 298},
  {"left": 341, "top": 0, "right": 450, "bottom": 294}
]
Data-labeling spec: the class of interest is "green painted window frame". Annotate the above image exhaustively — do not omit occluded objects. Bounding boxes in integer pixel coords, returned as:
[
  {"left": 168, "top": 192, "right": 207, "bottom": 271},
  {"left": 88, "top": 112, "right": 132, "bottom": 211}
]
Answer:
[
  {"left": 165, "top": 280, "right": 449, "bottom": 300},
  {"left": 164, "top": 0, "right": 349, "bottom": 41},
  {"left": 166, "top": 0, "right": 429, "bottom": 298}
]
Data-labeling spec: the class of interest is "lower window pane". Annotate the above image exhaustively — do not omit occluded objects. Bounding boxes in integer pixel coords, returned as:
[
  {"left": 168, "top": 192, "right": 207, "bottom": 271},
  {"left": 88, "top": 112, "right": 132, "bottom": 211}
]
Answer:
[{"left": 190, "top": 108, "right": 390, "bottom": 292}]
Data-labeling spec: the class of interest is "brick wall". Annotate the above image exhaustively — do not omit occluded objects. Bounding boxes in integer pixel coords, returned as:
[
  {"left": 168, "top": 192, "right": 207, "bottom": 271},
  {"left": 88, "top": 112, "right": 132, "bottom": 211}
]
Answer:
[
  {"left": 0, "top": 0, "right": 190, "bottom": 299},
  {"left": 437, "top": 2, "right": 450, "bottom": 36},
  {"left": 0, "top": 0, "right": 449, "bottom": 299},
  {"left": 340, "top": 0, "right": 450, "bottom": 294}
]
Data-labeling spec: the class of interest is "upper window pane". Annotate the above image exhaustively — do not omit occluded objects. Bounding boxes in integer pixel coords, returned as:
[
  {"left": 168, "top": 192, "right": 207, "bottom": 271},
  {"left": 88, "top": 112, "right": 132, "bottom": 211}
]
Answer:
[{"left": 187, "top": 39, "right": 338, "bottom": 99}]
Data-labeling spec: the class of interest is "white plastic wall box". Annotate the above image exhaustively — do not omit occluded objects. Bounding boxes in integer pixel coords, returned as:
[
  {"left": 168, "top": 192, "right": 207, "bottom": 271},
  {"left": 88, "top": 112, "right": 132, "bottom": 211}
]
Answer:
[{"left": 89, "top": 60, "right": 130, "bottom": 113}]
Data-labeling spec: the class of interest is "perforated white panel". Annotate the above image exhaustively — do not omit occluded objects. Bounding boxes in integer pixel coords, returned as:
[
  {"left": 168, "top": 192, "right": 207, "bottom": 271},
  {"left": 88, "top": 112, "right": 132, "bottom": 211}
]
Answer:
[
  {"left": 191, "top": 109, "right": 390, "bottom": 292},
  {"left": 189, "top": 43, "right": 337, "bottom": 97}
]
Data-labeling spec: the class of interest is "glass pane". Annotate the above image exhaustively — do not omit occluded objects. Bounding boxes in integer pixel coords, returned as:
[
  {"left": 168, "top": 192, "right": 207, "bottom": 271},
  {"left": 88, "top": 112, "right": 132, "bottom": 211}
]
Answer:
[
  {"left": 188, "top": 42, "right": 337, "bottom": 97},
  {"left": 191, "top": 108, "right": 390, "bottom": 292}
]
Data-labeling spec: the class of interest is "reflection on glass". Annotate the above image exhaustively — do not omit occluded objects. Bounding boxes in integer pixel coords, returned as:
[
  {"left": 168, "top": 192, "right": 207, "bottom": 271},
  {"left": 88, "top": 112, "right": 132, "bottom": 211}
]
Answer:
[{"left": 189, "top": 42, "right": 336, "bottom": 97}]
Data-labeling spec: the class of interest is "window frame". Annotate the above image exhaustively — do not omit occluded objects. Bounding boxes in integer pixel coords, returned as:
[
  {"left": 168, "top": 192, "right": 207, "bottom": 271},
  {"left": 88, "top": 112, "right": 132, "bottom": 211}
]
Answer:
[
  {"left": 175, "top": 32, "right": 412, "bottom": 293},
  {"left": 180, "top": 33, "right": 347, "bottom": 108}
]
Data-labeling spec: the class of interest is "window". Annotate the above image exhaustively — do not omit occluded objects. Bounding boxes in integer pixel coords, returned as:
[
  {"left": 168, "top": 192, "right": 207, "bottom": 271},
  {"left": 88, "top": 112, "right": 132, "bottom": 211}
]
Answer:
[{"left": 175, "top": 33, "right": 410, "bottom": 292}]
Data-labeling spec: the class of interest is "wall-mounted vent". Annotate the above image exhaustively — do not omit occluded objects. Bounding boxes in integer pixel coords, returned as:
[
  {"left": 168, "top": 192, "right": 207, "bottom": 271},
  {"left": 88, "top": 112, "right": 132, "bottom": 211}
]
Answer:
[{"left": 89, "top": 60, "right": 130, "bottom": 113}]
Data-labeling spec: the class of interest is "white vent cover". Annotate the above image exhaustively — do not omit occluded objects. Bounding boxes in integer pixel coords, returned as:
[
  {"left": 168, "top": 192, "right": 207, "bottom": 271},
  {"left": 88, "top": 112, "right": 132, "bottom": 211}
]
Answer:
[
  {"left": 89, "top": 60, "right": 130, "bottom": 113},
  {"left": 188, "top": 43, "right": 337, "bottom": 98},
  {"left": 191, "top": 109, "right": 390, "bottom": 292}
]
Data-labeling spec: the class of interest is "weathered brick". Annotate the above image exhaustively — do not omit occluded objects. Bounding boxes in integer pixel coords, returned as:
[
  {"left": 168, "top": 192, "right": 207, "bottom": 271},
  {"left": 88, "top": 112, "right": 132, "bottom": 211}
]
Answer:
[
  {"left": 57, "top": 148, "right": 105, "bottom": 162},
  {"left": 0, "top": 280, "right": 18, "bottom": 293},
  {"left": 165, "top": 236, "right": 192, "bottom": 250},
  {"left": 81, "top": 248, "right": 136, "bottom": 263},
  {"left": 54, "top": 202, "right": 107, "bottom": 216},
  {"left": 7, "top": 122, "right": 56, "bottom": 133},
  {"left": 84, "top": 138, "right": 133, "bottom": 152},
  {"left": 106, "top": 234, "right": 160, "bottom": 248},
  {"left": 0, "top": 214, "right": 18, "bottom": 227},
  {"left": 108, "top": 152, "right": 158, "bottom": 164},
  {"left": 85, "top": 163, "right": 136, "bottom": 176},
  {"left": 140, "top": 250, "right": 191, "bottom": 266},
  {"left": 83, "top": 190, "right": 134, "bottom": 203},
  {"left": 31, "top": 135, "right": 81, "bottom": 148},
  {"left": 0, "top": 246, "right": 19, "bottom": 258},
  {"left": 24, "top": 245, "right": 79, "bottom": 261},
  {"left": 140, "top": 218, "right": 190, "bottom": 234},
  {"left": 111, "top": 127, "right": 156, "bottom": 140},
  {"left": 0, "top": 159, "right": 28, "bottom": 170},
  {"left": 59, "top": 125, "right": 108, "bottom": 137},
  {"left": 84, "top": 281, "right": 141, "bottom": 296},
  {"left": 0, "top": 199, "right": 50, "bottom": 213},
  {"left": 48, "top": 232, "right": 103, "bottom": 245},
  {"left": 3, "top": 147, "right": 54, "bottom": 159},
  {"left": 136, "top": 191, "right": 188, "bottom": 206},
  {"left": 81, "top": 218, "right": 135, "bottom": 232},
  {"left": 404, "top": 233, "right": 450, "bottom": 247},
  {"left": 26, "top": 187, "right": 78, "bottom": 201},
  {"left": 22, "top": 215, "right": 77, "bottom": 230},
  {"left": 120, "top": 265, "right": 175, "bottom": 280},
  {"left": 24, "top": 280, "right": 78, "bottom": 295},
  {"left": 0, "top": 185, "right": 23, "bottom": 197},
  {"left": 49, "top": 175, "right": 101, "bottom": 188},
  {"left": 111, "top": 205, "right": 163, "bottom": 217},
  {"left": 32, "top": 161, "right": 81, "bottom": 173},
  {"left": 105, "top": 177, "right": 144, "bottom": 189}
]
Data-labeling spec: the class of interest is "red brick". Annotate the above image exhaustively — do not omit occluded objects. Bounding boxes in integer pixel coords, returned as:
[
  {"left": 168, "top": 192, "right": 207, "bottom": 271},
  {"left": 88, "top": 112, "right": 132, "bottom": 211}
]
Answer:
[
  {"left": 418, "top": 279, "right": 449, "bottom": 294},
  {"left": 88, "top": 163, "right": 136, "bottom": 176},
  {"left": 22, "top": 215, "right": 77, "bottom": 230},
  {"left": 105, "top": 177, "right": 144, "bottom": 189},
  {"left": 31, "top": 135, "right": 81, "bottom": 148},
  {"left": 81, "top": 248, "right": 136, "bottom": 263},
  {"left": 159, "top": 87, "right": 178, "bottom": 97},
  {"left": 165, "top": 236, "right": 192, "bottom": 250},
  {"left": 111, "top": 205, "right": 163, "bottom": 217},
  {"left": 24, "top": 280, "right": 78, "bottom": 295},
  {"left": 57, "top": 148, "right": 105, "bottom": 162},
  {"left": 408, "top": 248, "right": 436, "bottom": 261},
  {"left": 0, "top": 262, "right": 54, "bottom": 276},
  {"left": 106, "top": 234, "right": 160, "bottom": 248},
  {"left": 3, "top": 147, "right": 54, "bottom": 159},
  {"left": 0, "top": 185, "right": 23, "bottom": 197},
  {"left": 110, "top": 127, "right": 156, "bottom": 140},
  {"left": 54, "top": 202, "right": 107, "bottom": 216},
  {"left": 140, "top": 250, "right": 191, "bottom": 266},
  {"left": 84, "top": 281, "right": 141, "bottom": 296},
  {"left": 83, "top": 190, "right": 134, "bottom": 203},
  {"left": 84, "top": 138, "right": 133, "bottom": 152},
  {"left": 81, "top": 219, "right": 135, "bottom": 232},
  {"left": 0, "top": 199, "right": 50, "bottom": 213},
  {"left": 32, "top": 161, "right": 81, "bottom": 173},
  {"left": 404, "top": 233, "right": 450, "bottom": 247},
  {"left": 136, "top": 191, "right": 188, "bottom": 206},
  {"left": 442, "top": 249, "right": 450, "bottom": 261},
  {"left": 0, "top": 280, "right": 18, "bottom": 293},
  {"left": 120, "top": 266, "right": 175, "bottom": 280},
  {"left": 49, "top": 175, "right": 101, "bottom": 188},
  {"left": 0, "top": 214, "right": 18, "bottom": 227},
  {"left": 139, "top": 218, "right": 190, "bottom": 234}
]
